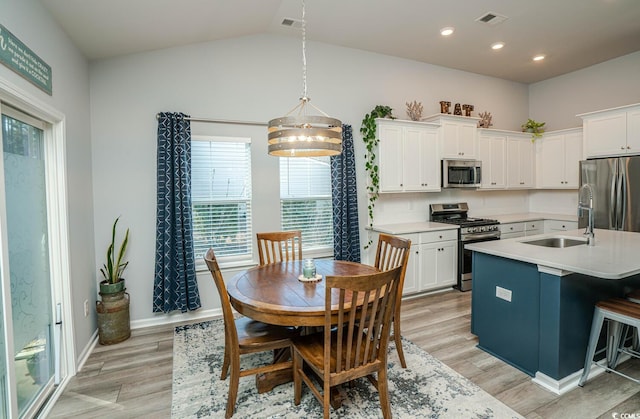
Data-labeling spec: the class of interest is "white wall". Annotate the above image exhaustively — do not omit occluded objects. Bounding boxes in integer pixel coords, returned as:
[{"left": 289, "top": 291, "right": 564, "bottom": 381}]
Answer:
[
  {"left": 528, "top": 51, "right": 640, "bottom": 213},
  {"left": 89, "top": 33, "right": 530, "bottom": 324},
  {"left": 1, "top": 1, "right": 94, "bottom": 362},
  {"left": 529, "top": 51, "right": 640, "bottom": 130}
]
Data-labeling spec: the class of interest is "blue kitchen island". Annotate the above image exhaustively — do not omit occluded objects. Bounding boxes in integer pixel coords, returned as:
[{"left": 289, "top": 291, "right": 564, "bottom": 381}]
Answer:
[{"left": 467, "top": 228, "right": 640, "bottom": 394}]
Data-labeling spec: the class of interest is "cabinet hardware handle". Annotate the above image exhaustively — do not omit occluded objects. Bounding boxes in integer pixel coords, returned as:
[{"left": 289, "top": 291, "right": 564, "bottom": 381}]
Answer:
[
  {"left": 400, "top": 183, "right": 403, "bottom": 187},
  {"left": 622, "top": 146, "right": 626, "bottom": 150},
  {"left": 439, "top": 235, "right": 442, "bottom": 239},
  {"left": 628, "top": 146, "right": 631, "bottom": 149}
]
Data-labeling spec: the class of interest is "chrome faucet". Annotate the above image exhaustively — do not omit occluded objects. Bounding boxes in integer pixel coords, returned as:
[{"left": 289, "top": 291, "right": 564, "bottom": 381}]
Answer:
[{"left": 578, "top": 184, "right": 595, "bottom": 246}]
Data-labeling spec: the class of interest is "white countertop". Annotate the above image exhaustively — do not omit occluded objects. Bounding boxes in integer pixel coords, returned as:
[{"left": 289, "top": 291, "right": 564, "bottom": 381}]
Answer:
[
  {"left": 466, "top": 229, "right": 640, "bottom": 279},
  {"left": 488, "top": 212, "right": 577, "bottom": 224},
  {"left": 371, "top": 222, "right": 458, "bottom": 235}
]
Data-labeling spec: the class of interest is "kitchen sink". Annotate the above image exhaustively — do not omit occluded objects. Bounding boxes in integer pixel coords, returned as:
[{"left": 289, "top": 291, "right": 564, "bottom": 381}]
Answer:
[{"left": 521, "top": 236, "right": 587, "bottom": 248}]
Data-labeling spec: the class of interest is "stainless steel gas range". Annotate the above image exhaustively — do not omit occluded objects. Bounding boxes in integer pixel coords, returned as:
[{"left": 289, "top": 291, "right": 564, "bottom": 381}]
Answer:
[{"left": 430, "top": 203, "right": 500, "bottom": 291}]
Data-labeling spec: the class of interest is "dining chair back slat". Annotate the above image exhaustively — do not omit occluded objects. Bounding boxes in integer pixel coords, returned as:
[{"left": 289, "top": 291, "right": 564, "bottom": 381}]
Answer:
[
  {"left": 256, "top": 230, "right": 303, "bottom": 266},
  {"left": 204, "top": 248, "right": 299, "bottom": 418},
  {"left": 292, "top": 266, "right": 402, "bottom": 419},
  {"left": 374, "top": 233, "right": 412, "bottom": 368}
]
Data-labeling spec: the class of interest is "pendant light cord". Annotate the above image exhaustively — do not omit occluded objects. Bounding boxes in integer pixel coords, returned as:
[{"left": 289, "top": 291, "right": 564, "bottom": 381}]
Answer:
[{"left": 301, "top": 0, "right": 308, "bottom": 102}]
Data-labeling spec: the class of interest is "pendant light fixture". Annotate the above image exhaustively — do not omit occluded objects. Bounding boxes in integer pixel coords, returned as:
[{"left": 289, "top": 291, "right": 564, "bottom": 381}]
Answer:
[{"left": 268, "top": 0, "right": 342, "bottom": 157}]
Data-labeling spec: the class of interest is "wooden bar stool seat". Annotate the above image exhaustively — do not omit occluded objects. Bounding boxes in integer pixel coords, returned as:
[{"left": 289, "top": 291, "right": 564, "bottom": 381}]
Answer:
[{"left": 579, "top": 298, "right": 640, "bottom": 387}]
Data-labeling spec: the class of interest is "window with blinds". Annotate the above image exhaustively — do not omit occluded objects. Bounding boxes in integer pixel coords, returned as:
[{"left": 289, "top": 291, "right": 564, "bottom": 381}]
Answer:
[
  {"left": 279, "top": 157, "right": 333, "bottom": 254},
  {"left": 191, "top": 136, "right": 252, "bottom": 263}
]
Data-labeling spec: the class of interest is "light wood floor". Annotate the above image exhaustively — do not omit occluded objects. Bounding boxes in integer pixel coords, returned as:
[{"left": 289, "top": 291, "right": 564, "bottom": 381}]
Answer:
[{"left": 47, "top": 290, "right": 640, "bottom": 418}]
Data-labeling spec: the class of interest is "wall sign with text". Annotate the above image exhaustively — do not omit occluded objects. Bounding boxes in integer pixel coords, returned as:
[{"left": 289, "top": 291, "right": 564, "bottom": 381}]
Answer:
[{"left": 0, "top": 24, "right": 52, "bottom": 95}]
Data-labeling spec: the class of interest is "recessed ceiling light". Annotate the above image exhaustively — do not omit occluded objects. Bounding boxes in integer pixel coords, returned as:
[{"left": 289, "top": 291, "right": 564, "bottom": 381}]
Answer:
[
  {"left": 440, "top": 27, "right": 454, "bottom": 36},
  {"left": 533, "top": 54, "right": 546, "bottom": 61},
  {"left": 491, "top": 42, "right": 505, "bottom": 50}
]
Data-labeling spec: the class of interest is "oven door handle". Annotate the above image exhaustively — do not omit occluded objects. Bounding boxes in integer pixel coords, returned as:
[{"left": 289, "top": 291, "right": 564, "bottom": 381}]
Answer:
[{"left": 461, "top": 232, "right": 501, "bottom": 241}]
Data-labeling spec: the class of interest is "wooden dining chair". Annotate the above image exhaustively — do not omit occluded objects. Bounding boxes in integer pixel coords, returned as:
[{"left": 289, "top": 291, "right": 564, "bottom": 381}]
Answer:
[
  {"left": 292, "top": 266, "right": 403, "bottom": 419},
  {"left": 374, "top": 233, "right": 412, "bottom": 368},
  {"left": 204, "top": 248, "right": 300, "bottom": 418},
  {"left": 256, "top": 230, "right": 303, "bottom": 266}
]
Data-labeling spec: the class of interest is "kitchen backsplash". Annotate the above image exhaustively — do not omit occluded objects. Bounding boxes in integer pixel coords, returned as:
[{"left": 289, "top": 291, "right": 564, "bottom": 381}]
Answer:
[{"left": 372, "top": 189, "right": 577, "bottom": 225}]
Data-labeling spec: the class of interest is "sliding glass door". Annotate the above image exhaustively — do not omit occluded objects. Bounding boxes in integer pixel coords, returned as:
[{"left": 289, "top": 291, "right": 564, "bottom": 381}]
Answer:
[{"left": 0, "top": 106, "right": 56, "bottom": 418}]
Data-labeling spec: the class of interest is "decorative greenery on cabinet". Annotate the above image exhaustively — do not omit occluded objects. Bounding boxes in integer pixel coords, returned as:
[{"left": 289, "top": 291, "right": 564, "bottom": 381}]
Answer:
[
  {"left": 360, "top": 105, "right": 394, "bottom": 248},
  {"left": 521, "top": 118, "right": 545, "bottom": 142}
]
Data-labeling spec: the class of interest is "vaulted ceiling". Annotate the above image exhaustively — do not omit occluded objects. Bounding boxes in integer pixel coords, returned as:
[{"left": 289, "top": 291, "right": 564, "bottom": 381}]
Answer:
[{"left": 40, "top": 0, "right": 640, "bottom": 84}]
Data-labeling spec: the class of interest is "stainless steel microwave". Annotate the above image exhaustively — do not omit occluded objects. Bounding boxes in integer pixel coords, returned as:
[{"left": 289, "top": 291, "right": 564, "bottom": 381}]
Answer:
[{"left": 442, "top": 159, "right": 481, "bottom": 188}]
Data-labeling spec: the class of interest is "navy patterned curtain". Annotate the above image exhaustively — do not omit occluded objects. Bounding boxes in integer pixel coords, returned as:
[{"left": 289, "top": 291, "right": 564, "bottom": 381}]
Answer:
[
  {"left": 153, "top": 112, "right": 201, "bottom": 313},
  {"left": 331, "top": 124, "right": 361, "bottom": 262}
]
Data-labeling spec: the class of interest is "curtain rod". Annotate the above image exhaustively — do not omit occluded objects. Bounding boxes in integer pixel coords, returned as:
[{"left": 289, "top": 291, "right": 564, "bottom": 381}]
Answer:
[{"left": 155, "top": 113, "right": 267, "bottom": 127}]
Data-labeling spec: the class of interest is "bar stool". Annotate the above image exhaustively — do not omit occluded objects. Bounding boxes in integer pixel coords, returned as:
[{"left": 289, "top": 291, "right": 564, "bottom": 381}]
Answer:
[
  {"left": 624, "top": 290, "right": 640, "bottom": 352},
  {"left": 578, "top": 298, "right": 640, "bottom": 387}
]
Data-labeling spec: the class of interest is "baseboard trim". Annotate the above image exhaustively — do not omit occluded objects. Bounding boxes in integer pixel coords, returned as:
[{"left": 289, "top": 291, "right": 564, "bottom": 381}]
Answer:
[
  {"left": 532, "top": 361, "right": 608, "bottom": 395},
  {"left": 130, "top": 307, "right": 223, "bottom": 330}
]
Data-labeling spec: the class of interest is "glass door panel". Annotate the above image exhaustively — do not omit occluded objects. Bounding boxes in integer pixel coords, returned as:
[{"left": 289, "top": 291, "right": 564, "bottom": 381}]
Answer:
[{"left": 1, "top": 111, "right": 54, "bottom": 417}]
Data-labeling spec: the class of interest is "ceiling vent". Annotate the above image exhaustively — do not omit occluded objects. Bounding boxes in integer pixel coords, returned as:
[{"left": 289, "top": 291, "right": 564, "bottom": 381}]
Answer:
[
  {"left": 475, "top": 12, "right": 508, "bottom": 26},
  {"left": 281, "top": 18, "right": 303, "bottom": 29}
]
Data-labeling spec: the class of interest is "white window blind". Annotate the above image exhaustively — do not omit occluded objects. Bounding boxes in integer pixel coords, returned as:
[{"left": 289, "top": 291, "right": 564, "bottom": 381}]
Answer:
[
  {"left": 191, "top": 136, "right": 252, "bottom": 263},
  {"left": 279, "top": 156, "right": 333, "bottom": 253}
]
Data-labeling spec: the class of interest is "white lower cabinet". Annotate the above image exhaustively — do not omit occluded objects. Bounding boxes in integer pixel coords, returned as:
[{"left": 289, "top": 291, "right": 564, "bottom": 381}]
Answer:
[
  {"left": 382, "top": 230, "right": 458, "bottom": 296},
  {"left": 524, "top": 221, "right": 542, "bottom": 236},
  {"left": 499, "top": 222, "right": 525, "bottom": 239},
  {"left": 412, "top": 230, "right": 458, "bottom": 293},
  {"left": 499, "top": 219, "right": 577, "bottom": 238},
  {"left": 544, "top": 220, "right": 578, "bottom": 233}
]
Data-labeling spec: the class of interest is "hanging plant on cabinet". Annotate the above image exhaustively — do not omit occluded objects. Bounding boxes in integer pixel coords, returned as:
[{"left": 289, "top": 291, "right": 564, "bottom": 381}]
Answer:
[
  {"left": 521, "top": 118, "right": 545, "bottom": 142},
  {"left": 360, "top": 105, "right": 394, "bottom": 248}
]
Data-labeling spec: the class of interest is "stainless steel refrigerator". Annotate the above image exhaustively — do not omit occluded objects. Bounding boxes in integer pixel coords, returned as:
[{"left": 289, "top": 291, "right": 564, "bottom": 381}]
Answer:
[{"left": 579, "top": 157, "right": 640, "bottom": 232}]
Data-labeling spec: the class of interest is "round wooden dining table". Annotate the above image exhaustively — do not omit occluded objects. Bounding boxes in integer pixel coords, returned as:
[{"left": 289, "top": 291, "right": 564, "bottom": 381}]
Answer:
[{"left": 227, "top": 259, "right": 380, "bottom": 327}]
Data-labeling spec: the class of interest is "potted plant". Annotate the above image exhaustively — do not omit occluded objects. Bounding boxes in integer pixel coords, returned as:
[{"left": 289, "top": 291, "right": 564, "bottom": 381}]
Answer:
[
  {"left": 99, "top": 216, "right": 129, "bottom": 293},
  {"left": 96, "top": 216, "right": 131, "bottom": 345},
  {"left": 521, "top": 118, "right": 545, "bottom": 141}
]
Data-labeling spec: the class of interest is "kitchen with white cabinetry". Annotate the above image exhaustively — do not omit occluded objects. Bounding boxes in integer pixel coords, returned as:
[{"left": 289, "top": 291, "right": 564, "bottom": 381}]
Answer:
[{"left": 366, "top": 102, "right": 640, "bottom": 299}]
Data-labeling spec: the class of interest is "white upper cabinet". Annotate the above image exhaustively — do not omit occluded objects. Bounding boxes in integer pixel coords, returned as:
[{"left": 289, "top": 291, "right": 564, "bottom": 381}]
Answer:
[
  {"left": 506, "top": 133, "right": 535, "bottom": 188},
  {"left": 477, "top": 131, "right": 506, "bottom": 189},
  {"left": 423, "top": 114, "right": 480, "bottom": 159},
  {"left": 376, "top": 119, "right": 440, "bottom": 193},
  {"left": 535, "top": 128, "right": 583, "bottom": 189},
  {"left": 580, "top": 103, "right": 640, "bottom": 158}
]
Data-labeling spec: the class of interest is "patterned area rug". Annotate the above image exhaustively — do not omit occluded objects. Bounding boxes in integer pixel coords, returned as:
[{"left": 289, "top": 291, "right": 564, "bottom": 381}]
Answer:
[{"left": 172, "top": 319, "right": 522, "bottom": 418}]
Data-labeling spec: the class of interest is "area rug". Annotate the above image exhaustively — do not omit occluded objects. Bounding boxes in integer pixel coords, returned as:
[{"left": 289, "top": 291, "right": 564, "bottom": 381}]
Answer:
[{"left": 172, "top": 319, "right": 522, "bottom": 418}]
